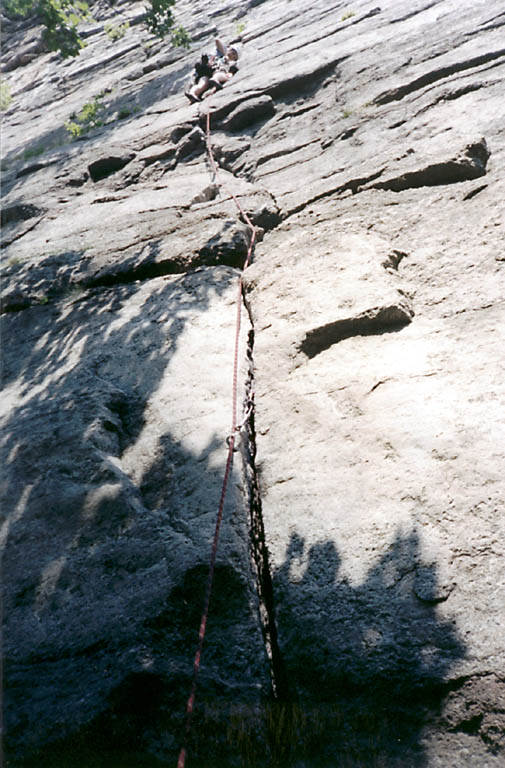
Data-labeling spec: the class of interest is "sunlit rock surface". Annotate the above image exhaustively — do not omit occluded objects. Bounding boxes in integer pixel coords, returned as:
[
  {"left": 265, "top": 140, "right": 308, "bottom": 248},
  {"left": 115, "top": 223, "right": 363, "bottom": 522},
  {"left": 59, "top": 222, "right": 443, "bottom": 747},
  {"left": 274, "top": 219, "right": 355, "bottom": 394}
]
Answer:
[{"left": 2, "top": 1, "right": 504, "bottom": 765}]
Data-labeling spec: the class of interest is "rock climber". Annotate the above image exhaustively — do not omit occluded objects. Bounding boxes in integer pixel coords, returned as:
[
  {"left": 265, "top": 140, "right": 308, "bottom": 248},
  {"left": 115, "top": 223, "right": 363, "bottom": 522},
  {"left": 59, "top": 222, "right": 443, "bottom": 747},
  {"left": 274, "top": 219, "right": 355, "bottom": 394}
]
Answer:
[{"left": 185, "top": 39, "right": 239, "bottom": 103}]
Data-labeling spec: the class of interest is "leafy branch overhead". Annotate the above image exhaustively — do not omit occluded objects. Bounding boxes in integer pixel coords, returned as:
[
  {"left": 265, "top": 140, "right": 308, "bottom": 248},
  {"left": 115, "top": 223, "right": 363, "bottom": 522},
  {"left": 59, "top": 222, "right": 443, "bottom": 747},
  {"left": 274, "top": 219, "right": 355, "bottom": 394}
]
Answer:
[
  {"left": 144, "top": 0, "right": 176, "bottom": 38},
  {"left": 3, "top": 0, "right": 188, "bottom": 59}
]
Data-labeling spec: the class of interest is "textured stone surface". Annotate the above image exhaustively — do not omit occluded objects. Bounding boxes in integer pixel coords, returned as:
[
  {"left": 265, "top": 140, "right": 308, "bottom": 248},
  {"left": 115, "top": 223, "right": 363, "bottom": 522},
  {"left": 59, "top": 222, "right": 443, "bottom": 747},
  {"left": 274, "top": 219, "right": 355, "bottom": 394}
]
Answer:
[
  {"left": 1, "top": 0, "right": 505, "bottom": 765},
  {"left": 1, "top": 268, "right": 265, "bottom": 758}
]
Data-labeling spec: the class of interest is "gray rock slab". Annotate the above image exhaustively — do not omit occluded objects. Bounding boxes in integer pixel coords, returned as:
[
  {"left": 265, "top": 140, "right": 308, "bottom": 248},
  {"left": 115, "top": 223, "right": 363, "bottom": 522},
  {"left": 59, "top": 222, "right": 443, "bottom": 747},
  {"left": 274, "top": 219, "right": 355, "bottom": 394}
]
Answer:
[
  {"left": 2, "top": 0, "right": 505, "bottom": 764},
  {"left": 246, "top": 215, "right": 505, "bottom": 760},
  {"left": 1, "top": 164, "right": 278, "bottom": 309},
  {"left": 1, "top": 267, "right": 266, "bottom": 753}
]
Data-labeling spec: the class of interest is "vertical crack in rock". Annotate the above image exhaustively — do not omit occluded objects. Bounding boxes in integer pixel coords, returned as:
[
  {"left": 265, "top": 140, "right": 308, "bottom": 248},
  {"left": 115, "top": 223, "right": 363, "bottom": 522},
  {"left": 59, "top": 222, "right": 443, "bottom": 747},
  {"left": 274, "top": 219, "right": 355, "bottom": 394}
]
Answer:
[{"left": 241, "top": 328, "right": 289, "bottom": 701}]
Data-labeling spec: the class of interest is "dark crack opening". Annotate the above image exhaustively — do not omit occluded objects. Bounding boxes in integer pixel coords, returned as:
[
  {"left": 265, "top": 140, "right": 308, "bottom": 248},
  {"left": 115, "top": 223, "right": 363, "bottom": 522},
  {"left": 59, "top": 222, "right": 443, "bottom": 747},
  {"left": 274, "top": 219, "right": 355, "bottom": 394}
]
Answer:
[
  {"left": 241, "top": 328, "right": 289, "bottom": 701},
  {"left": 300, "top": 304, "right": 414, "bottom": 359}
]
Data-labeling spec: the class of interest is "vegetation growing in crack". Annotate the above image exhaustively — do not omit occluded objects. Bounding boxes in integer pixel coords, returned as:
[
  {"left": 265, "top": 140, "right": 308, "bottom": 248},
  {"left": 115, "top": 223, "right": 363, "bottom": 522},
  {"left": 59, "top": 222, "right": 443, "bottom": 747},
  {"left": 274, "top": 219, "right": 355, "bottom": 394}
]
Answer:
[
  {"left": 0, "top": 79, "right": 13, "bottom": 111},
  {"left": 61, "top": 285, "right": 88, "bottom": 303},
  {"left": 23, "top": 144, "right": 47, "bottom": 159},
  {"left": 1, "top": 137, "right": 67, "bottom": 169},
  {"left": 64, "top": 93, "right": 105, "bottom": 138},
  {"left": 170, "top": 24, "right": 191, "bottom": 49},
  {"left": 117, "top": 106, "right": 137, "bottom": 120},
  {"left": 104, "top": 19, "right": 129, "bottom": 41},
  {"left": 342, "top": 101, "right": 372, "bottom": 120},
  {"left": 63, "top": 89, "right": 140, "bottom": 139},
  {"left": 7, "top": 255, "right": 26, "bottom": 268}
]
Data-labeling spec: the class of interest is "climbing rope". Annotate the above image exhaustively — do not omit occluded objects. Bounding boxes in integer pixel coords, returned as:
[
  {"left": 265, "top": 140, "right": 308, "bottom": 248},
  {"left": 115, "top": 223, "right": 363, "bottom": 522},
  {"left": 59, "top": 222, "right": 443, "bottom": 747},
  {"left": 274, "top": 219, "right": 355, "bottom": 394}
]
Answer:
[{"left": 177, "top": 100, "right": 257, "bottom": 768}]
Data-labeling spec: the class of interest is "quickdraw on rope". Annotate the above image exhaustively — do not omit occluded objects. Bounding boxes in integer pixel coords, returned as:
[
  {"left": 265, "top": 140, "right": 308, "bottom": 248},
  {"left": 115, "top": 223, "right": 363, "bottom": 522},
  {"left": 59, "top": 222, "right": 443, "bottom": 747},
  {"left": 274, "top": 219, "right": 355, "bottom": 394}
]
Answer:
[{"left": 177, "top": 100, "right": 257, "bottom": 768}]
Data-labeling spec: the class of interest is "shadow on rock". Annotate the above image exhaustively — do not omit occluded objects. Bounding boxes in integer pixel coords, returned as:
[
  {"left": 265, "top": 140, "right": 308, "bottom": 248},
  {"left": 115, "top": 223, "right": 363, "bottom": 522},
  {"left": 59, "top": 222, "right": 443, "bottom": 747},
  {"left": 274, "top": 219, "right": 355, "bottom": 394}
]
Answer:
[
  {"left": 267, "top": 529, "right": 466, "bottom": 766},
  {"left": 1, "top": 266, "right": 267, "bottom": 764}
]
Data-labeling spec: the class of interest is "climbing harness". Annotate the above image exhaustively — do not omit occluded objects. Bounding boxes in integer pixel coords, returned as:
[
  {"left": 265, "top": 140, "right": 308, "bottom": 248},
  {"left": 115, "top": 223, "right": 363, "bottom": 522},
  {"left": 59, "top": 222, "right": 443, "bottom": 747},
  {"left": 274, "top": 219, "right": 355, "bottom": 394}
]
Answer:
[{"left": 177, "top": 101, "right": 257, "bottom": 768}]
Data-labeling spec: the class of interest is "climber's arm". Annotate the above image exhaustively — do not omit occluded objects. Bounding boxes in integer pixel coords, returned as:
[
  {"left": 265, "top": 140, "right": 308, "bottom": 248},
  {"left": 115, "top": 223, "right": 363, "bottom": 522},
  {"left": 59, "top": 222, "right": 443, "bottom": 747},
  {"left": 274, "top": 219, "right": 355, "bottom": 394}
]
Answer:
[{"left": 215, "top": 38, "right": 227, "bottom": 56}]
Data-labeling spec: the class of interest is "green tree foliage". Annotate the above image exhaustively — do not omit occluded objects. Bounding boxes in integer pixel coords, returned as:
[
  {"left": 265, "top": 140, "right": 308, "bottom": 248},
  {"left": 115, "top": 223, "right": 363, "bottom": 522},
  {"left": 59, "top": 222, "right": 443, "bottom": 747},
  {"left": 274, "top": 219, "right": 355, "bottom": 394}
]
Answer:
[
  {"left": 3, "top": 0, "right": 37, "bottom": 15},
  {"left": 39, "top": 0, "right": 90, "bottom": 57},
  {"left": 144, "top": 0, "right": 175, "bottom": 37},
  {"left": 4, "top": 0, "right": 187, "bottom": 58},
  {"left": 4, "top": 0, "right": 91, "bottom": 57}
]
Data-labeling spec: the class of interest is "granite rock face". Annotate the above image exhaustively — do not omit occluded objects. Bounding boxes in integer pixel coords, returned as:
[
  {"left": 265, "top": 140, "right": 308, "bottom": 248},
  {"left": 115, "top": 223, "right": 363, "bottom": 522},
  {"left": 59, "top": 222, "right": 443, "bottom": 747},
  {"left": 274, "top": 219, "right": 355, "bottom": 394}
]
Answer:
[{"left": 1, "top": 1, "right": 505, "bottom": 765}]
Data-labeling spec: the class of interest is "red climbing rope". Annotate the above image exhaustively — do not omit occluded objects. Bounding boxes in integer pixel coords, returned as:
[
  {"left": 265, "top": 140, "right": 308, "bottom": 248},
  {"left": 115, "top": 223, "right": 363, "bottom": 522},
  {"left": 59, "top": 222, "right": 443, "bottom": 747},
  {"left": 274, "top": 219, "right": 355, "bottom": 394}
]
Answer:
[{"left": 177, "top": 101, "right": 257, "bottom": 768}]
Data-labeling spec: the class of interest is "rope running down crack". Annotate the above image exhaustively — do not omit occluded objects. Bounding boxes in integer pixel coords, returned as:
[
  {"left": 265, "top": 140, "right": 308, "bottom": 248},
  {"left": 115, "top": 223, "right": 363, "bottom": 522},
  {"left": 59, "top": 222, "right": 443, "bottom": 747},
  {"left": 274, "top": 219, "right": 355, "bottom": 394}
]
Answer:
[{"left": 177, "top": 99, "right": 258, "bottom": 768}]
